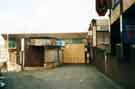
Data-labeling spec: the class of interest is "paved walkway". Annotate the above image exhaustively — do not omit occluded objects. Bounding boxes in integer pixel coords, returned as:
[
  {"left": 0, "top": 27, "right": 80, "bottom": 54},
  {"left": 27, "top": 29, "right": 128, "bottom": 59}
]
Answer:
[{"left": 5, "top": 65, "right": 123, "bottom": 89}]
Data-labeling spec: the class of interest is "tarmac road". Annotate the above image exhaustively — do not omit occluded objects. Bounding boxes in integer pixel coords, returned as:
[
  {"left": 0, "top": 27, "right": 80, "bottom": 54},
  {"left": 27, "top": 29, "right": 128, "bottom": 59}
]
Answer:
[{"left": 4, "top": 65, "right": 123, "bottom": 89}]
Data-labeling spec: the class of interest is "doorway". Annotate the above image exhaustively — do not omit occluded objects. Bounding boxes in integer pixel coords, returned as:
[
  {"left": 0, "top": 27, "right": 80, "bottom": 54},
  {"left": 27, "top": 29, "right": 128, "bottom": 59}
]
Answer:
[{"left": 25, "top": 46, "right": 44, "bottom": 67}]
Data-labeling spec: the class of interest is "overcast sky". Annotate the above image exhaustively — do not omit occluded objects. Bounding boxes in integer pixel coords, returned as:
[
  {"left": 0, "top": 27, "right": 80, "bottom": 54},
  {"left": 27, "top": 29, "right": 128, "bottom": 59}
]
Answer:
[{"left": 0, "top": 0, "right": 108, "bottom": 33}]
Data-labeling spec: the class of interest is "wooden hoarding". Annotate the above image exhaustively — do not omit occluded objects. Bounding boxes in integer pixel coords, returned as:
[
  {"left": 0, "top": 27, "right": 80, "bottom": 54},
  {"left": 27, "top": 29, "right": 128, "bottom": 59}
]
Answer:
[{"left": 63, "top": 44, "right": 85, "bottom": 64}]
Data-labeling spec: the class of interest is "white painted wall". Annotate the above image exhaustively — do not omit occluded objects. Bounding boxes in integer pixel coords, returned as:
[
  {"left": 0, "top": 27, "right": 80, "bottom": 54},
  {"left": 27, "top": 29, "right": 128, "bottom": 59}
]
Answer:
[{"left": 0, "top": 35, "right": 7, "bottom": 63}]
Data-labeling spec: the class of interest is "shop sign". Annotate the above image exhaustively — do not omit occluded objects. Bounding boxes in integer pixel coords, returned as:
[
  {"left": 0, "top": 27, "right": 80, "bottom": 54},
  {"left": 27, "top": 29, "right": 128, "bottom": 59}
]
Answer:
[
  {"left": 112, "top": 0, "right": 120, "bottom": 9},
  {"left": 123, "top": 0, "right": 134, "bottom": 12}
]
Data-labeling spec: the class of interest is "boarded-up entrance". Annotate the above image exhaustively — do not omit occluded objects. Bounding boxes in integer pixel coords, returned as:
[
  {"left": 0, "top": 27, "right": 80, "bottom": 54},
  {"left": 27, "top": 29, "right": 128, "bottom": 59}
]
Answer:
[
  {"left": 63, "top": 44, "right": 85, "bottom": 64},
  {"left": 25, "top": 46, "right": 44, "bottom": 67}
]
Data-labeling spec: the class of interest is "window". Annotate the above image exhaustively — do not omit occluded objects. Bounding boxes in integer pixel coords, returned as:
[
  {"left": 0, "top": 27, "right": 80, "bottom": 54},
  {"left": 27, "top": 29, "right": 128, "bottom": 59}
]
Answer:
[{"left": 8, "top": 39, "right": 16, "bottom": 49}]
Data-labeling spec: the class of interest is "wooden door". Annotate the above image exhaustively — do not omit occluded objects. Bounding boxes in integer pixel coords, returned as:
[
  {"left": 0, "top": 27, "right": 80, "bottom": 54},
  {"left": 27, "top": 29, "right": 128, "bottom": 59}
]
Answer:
[{"left": 25, "top": 46, "right": 44, "bottom": 67}]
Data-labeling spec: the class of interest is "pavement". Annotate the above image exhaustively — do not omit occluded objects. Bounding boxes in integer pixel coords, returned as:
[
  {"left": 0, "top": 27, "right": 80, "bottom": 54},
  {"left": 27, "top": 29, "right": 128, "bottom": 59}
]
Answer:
[{"left": 4, "top": 64, "right": 124, "bottom": 89}]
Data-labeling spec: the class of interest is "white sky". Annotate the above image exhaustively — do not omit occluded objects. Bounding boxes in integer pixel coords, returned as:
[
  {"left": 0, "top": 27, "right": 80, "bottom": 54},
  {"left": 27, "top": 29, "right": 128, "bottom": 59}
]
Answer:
[{"left": 0, "top": 0, "right": 108, "bottom": 33}]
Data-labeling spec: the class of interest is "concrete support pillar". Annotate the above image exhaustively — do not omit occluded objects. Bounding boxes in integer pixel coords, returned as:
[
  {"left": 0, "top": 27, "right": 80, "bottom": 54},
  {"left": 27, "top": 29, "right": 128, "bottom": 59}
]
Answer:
[{"left": 20, "top": 38, "right": 25, "bottom": 70}]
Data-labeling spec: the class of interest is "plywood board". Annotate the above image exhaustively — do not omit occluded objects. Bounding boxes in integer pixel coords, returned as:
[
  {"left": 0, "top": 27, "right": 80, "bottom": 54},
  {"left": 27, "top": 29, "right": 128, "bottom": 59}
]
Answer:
[{"left": 63, "top": 44, "right": 85, "bottom": 64}]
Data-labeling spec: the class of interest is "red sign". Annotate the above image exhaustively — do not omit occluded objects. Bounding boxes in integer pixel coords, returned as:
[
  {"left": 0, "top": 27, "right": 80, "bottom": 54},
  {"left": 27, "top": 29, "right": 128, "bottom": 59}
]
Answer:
[{"left": 96, "top": 0, "right": 112, "bottom": 16}]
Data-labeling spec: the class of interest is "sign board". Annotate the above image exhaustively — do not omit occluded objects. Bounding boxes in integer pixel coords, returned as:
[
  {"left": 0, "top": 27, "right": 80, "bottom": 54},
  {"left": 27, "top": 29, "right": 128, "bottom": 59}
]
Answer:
[
  {"left": 112, "top": 0, "right": 119, "bottom": 9},
  {"left": 111, "top": 4, "right": 120, "bottom": 24},
  {"left": 96, "top": 0, "right": 108, "bottom": 16},
  {"left": 123, "top": 0, "right": 134, "bottom": 12},
  {"left": 30, "top": 39, "right": 56, "bottom": 46}
]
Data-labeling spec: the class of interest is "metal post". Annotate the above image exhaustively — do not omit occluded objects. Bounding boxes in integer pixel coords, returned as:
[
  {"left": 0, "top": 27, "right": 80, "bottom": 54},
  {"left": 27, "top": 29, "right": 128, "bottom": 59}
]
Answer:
[
  {"left": 105, "top": 9, "right": 111, "bottom": 73},
  {"left": 120, "top": 0, "right": 124, "bottom": 59},
  {"left": 6, "top": 34, "right": 9, "bottom": 72},
  {"left": 104, "top": 52, "right": 107, "bottom": 73},
  {"left": 109, "top": 9, "right": 111, "bottom": 54},
  {"left": 57, "top": 48, "right": 60, "bottom": 66}
]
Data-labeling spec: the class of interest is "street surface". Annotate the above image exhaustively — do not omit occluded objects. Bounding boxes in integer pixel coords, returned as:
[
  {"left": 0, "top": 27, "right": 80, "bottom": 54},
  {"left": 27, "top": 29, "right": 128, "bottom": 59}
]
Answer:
[{"left": 5, "top": 65, "right": 123, "bottom": 89}]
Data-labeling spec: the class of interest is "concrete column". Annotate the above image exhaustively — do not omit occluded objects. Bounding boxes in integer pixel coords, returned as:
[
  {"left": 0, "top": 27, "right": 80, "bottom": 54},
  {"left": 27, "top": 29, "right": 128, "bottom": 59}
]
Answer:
[{"left": 21, "top": 38, "right": 25, "bottom": 70}]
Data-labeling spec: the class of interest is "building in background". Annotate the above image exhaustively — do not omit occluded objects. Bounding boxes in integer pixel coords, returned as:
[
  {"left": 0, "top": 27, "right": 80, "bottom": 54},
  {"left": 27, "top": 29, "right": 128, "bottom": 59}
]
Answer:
[
  {"left": 93, "top": 19, "right": 110, "bottom": 49},
  {"left": 86, "top": 19, "right": 110, "bottom": 64},
  {"left": 2, "top": 33, "right": 87, "bottom": 71}
]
